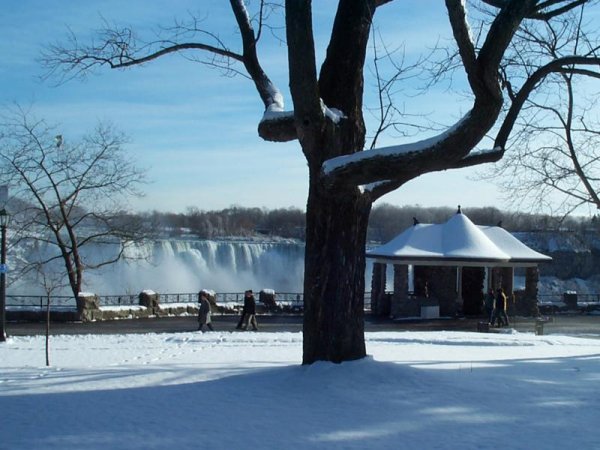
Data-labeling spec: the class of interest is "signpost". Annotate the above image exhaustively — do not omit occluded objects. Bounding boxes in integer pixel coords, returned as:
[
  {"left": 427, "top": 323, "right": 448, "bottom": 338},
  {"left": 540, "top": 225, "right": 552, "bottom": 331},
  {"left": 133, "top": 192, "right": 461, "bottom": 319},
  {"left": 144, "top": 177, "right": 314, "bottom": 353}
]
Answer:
[{"left": 0, "top": 185, "right": 8, "bottom": 342}]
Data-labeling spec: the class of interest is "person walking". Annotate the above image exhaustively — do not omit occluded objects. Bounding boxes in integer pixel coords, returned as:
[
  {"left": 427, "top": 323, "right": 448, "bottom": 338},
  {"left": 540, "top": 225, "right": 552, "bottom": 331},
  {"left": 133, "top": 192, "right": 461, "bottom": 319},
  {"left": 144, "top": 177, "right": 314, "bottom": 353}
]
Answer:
[
  {"left": 492, "top": 288, "right": 510, "bottom": 327},
  {"left": 238, "top": 289, "right": 259, "bottom": 331},
  {"left": 198, "top": 291, "right": 214, "bottom": 332}
]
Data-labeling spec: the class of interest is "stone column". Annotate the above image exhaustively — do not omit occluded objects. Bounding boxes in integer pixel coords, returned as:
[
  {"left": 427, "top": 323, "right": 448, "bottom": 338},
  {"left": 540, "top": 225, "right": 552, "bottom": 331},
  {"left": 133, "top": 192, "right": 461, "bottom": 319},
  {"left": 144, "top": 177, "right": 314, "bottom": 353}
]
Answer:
[
  {"left": 521, "top": 266, "right": 540, "bottom": 316},
  {"left": 139, "top": 290, "right": 160, "bottom": 314},
  {"left": 391, "top": 264, "right": 416, "bottom": 317},
  {"left": 501, "top": 267, "right": 515, "bottom": 315},
  {"left": 500, "top": 267, "right": 514, "bottom": 296},
  {"left": 370, "top": 262, "right": 387, "bottom": 316},
  {"left": 491, "top": 267, "right": 501, "bottom": 290},
  {"left": 456, "top": 266, "right": 464, "bottom": 313},
  {"left": 76, "top": 293, "right": 101, "bottom": 322},
  {"left": 259, "top": 289, "right": 277, "bottom": 311}
]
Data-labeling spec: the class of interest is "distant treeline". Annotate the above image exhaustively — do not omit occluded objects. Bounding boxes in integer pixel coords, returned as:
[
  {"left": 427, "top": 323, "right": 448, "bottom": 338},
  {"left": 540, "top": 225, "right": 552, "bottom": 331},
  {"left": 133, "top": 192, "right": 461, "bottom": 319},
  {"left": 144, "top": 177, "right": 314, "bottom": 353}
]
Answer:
[
  {"left": 142, "top": 206, "right": 306, "bottom": 239},
  {"left": 141, "top": 204, "right": 600, "bottom": 242}
]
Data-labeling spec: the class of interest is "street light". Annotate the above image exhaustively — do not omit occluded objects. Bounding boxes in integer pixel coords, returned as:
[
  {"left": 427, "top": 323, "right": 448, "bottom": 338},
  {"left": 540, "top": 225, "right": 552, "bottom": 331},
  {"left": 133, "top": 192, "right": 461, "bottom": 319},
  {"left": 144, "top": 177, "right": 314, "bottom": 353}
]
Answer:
[{"left": 0, "top": 208, "right": 10, "bottom": 342}]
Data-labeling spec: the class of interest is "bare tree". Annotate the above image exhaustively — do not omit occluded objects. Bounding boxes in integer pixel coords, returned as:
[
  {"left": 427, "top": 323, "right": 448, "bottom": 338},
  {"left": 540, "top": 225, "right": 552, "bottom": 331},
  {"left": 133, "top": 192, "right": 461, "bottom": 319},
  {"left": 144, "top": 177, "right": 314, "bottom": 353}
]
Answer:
[
  {"left": 34, "top": 263, "right": 67, "bottom": 367},
  {"left": 0, "top": 107, "right": 147, "bottom": 300},
  {"left": 41, "top": 0, "right": 599, "bottom": 364},
  {"left": 478, "top": 4, "right": 600, "bottom": 215}
]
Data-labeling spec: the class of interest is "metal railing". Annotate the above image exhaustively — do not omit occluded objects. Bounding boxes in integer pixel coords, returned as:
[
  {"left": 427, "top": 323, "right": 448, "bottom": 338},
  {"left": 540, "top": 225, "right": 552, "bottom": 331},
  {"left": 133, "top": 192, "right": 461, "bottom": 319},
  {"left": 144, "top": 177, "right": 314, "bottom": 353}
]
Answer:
[
  {"left": 6, "top": 291, "right": 373, "bottom": 312},
  {"left": 100, "top": 295, "right": 138, "bottom": 307},
  {"left": 537, "top": 293, "right": 600, "bottom": 314},
  {"left": 160, "top": 293, "right": 198, "bottom": 304},
  {"left": 574, "top": 294, "right": 600, "bottom": 304},
  {"left": 6, "top": 295, "right": 75, "bottom": 310}
]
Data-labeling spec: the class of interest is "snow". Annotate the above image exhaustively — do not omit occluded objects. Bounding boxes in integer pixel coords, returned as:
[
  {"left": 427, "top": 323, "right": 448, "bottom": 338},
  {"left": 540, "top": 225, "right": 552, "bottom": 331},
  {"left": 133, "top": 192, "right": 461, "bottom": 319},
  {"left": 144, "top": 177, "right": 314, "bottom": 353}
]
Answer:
[
  {"left": 322, "top": 110, "right": 472, "bottom": 174},
  {"left": 200, "top": 288, "right": 215, "bottom": 297},
  {"left": 260, "top": 98, "right": 345, "bottom": 126},
  {"left": 464, "top": 146, "right": 503, "bottom": 159},
  {"left": 368, "top": 211, "right": 551, "bottom": 265},
  {"left": 2, "top": 330, "right": 600, "bottom": 449},
  {"left": 480, "top": 225, "right": 551, "bottom": 263},
  {"left": 443, "top": 212, "right": 508, "bottom": 260},
  {"left": 261, "top": 108, "right": 293, "bottom": 123},
  {"left": 321, "top": 99, "right": 346, "bottom": 124},
  {"left": 360, "top": 180, "right": 391, "bottom": 193},
  {"left": 101, "top": 305, "right": 146, "bottom": 312},
  {"left": 260, "top": 81, "right": 288, "bottom": 121}
]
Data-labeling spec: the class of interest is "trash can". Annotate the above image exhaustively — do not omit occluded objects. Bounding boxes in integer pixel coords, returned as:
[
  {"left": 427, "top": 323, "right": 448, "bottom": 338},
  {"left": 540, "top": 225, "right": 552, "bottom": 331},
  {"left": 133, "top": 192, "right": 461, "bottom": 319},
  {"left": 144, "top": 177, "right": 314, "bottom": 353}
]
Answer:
[
  {"left": 420, "top": 305, "right": 439, "bottom": 319},
  {"left": 534, "top": 319, "right": 545, "bottom": 336},
  {"left": 563, "top": 291, "right": 577, "bottom": 310}
]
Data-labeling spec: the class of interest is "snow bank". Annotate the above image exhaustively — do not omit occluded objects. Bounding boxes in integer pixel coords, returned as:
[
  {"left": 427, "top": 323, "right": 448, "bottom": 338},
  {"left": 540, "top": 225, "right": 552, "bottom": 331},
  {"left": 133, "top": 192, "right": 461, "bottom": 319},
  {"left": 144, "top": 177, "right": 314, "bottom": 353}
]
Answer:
[{"left": 1, "top": 331, "right": 600, "bottom": 449}]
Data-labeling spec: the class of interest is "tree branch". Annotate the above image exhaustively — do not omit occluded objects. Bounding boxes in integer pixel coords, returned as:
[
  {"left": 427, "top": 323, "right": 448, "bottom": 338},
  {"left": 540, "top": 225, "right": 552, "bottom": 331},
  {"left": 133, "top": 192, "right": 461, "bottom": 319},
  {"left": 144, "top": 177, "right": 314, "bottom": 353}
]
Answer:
[
  {"left": 320, "top": 1, "right": 541, "bottom": 190},
  {"left": 445, "top": 0, "right": 478, "bottom": 91},
  {"left": 42, "top": 3, "right": 296, "bottom": 143},
  {"left": 285, "top": 0, "right": 323, "bottom": 157},
  {"left": 480, "top": 0, "right": 589, "bottom": 20},
  {"left": 230, "top": 0, "right": 285, "bottom": 113},
  {"left": 495, "top": 55, "right": 600, "bottom": 148}
]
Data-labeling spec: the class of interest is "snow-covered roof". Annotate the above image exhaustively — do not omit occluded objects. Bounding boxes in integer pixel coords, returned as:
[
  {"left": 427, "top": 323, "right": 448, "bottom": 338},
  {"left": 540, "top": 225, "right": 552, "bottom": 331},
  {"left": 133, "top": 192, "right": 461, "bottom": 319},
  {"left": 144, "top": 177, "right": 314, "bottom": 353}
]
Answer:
[{"left": 367, "top": 211, "right": 552, "bottom": 267}]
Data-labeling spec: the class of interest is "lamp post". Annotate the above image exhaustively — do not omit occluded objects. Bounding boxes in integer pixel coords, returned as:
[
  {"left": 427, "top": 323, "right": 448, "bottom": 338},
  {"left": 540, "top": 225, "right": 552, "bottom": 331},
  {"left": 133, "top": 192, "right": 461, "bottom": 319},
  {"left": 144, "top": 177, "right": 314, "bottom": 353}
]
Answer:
[{"left": 0, "top": 208, "right": 10, "bottom": 342}]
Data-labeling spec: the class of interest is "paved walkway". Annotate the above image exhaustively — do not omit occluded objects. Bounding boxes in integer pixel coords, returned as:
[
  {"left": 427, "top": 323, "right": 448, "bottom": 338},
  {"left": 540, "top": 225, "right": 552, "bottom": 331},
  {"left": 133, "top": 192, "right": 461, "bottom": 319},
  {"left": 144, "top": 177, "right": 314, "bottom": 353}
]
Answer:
[{"left": 6, "top": 314, "right": 600, "bottom": 338}]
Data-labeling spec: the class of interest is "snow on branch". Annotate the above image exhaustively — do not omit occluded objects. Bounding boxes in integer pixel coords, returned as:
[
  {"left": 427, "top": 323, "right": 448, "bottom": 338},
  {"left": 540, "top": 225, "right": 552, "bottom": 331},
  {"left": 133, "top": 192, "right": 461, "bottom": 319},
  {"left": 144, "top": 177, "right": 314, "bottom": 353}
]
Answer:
[
  {"left": 322, "top": 111, "right": 472, "bottom": 175},
  {"left": 260, "top": 81, "right": 287, "bottom": 120},
  {"left": 321, "top": 99, "right": 346, "bottom": 124},
  {"left": 358, "top": 180, "right": 392, "bottom": 194},
  {"left": 452, "top": 146, "right": 505, "bottom": 168},
  {"left": 259, "top": 97, "right": 345, "bottom": 142},
  {"left": 446, "top": 0, "right": 477, "bottom": 88}
]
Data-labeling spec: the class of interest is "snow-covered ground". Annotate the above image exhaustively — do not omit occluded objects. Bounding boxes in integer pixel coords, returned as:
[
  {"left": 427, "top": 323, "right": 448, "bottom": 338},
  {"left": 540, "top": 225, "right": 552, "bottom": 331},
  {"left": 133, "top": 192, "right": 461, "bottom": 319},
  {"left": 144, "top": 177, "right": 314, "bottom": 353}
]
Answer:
[{"left": 2, "top": 330, "right": 600, "bottom": 450}]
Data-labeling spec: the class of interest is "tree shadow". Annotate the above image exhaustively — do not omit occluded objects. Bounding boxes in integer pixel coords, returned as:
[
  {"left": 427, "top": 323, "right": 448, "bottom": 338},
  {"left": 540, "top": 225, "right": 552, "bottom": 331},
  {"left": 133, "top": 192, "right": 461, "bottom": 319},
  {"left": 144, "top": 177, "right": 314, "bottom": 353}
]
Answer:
[{"left": 3, "top": 352, "right": 600, "bottom": 449}]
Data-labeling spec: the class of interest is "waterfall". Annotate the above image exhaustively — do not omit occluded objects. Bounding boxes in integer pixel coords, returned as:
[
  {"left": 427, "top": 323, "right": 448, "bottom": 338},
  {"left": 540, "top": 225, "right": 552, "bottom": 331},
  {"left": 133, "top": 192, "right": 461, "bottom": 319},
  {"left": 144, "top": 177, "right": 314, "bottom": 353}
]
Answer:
[
  {"left": 84, "top": 238, "right": 307, "bottom": 295},
  {"left": 11, "top": 237, "right": 382, "bottom": 296}
]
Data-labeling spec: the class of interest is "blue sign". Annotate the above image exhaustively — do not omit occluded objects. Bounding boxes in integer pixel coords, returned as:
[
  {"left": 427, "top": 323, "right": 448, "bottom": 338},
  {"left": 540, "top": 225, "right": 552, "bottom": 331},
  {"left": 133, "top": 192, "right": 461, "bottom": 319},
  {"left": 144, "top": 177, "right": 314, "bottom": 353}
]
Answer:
[{"left": 0, "top": 264, "right": 7, "bottom": 274}]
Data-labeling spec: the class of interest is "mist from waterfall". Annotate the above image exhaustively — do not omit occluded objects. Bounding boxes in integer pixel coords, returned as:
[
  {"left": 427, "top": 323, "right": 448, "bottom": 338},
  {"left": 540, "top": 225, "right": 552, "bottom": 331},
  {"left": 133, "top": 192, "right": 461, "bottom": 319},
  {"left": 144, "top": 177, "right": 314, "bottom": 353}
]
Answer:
[
  {"left": 10, "top": 237, "right": 383, "bottom": 296},
  {"left": 84, "top": 238, "right": 307, "bottom": 295}
]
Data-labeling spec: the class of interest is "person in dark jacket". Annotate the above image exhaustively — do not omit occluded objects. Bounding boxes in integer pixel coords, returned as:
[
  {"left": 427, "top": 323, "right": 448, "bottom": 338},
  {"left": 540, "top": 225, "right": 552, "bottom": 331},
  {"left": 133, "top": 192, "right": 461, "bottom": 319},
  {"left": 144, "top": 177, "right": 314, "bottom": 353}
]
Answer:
[
  {"left": 237, "top": 289, "right": 258, "bottom": 331},
  {"left": 491, "top": 288, "right": 510, "bottom": 327},
  {"left": 198, "top": 291, "right": 214, "bottom": 331}
]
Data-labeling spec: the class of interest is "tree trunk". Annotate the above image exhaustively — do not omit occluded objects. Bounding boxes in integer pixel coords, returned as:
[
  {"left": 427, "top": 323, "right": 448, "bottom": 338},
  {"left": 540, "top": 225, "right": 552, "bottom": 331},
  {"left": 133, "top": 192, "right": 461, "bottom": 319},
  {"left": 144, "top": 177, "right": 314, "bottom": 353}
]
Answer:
[
  {"left": 62, "top": 252, "right": 81, "bottom": 302},
  {"left": 302, "top": 180, "right": 372, "bottom": 364}
]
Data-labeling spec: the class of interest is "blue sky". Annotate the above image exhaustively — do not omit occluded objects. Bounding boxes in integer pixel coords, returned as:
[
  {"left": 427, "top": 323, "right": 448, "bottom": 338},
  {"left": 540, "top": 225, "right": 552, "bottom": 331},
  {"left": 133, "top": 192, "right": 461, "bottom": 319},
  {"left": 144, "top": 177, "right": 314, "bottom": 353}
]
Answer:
[{"left": 1, "top": 1, "right": 507, "bottom": 213}]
